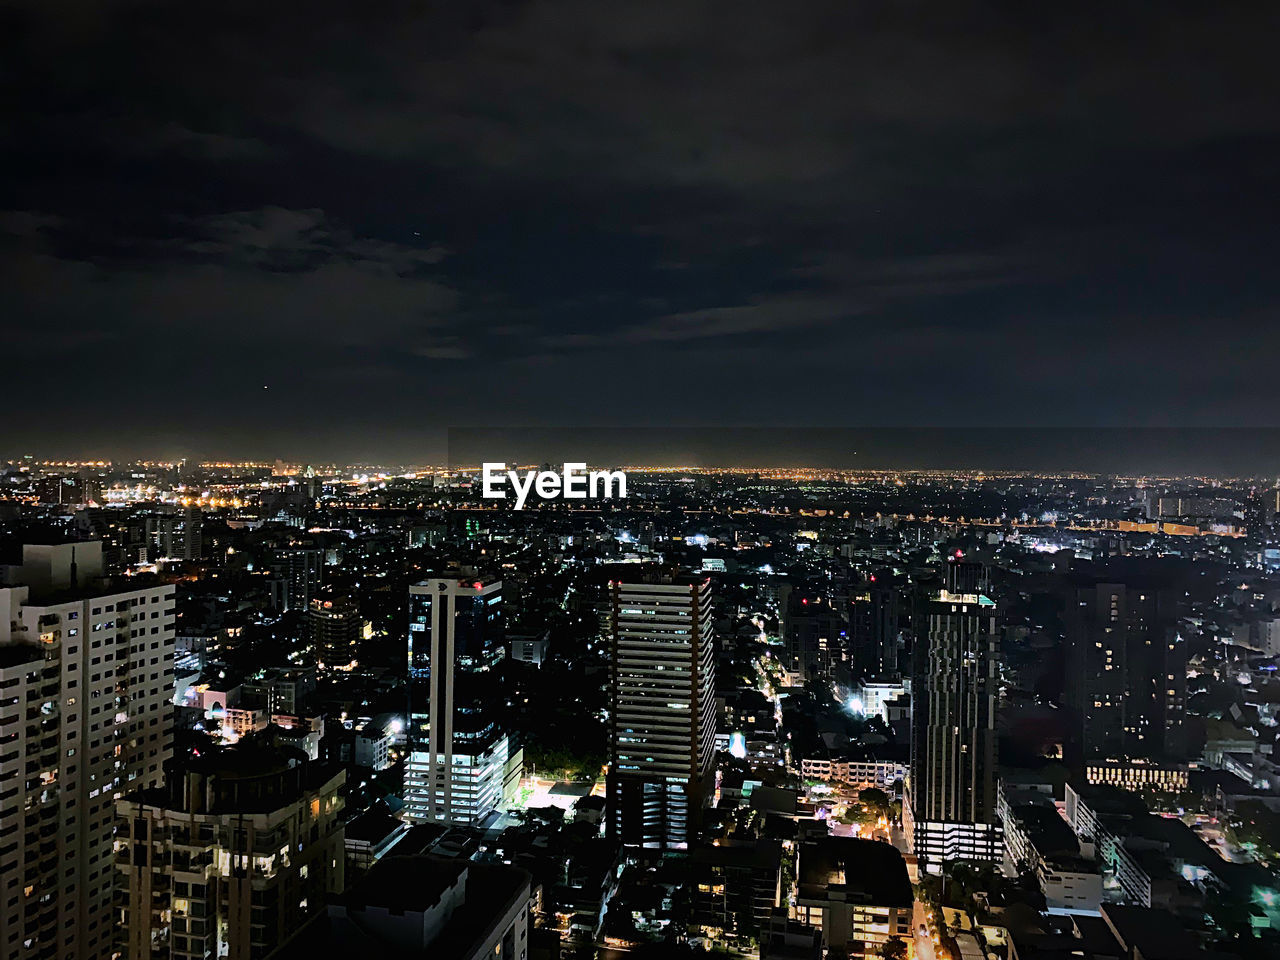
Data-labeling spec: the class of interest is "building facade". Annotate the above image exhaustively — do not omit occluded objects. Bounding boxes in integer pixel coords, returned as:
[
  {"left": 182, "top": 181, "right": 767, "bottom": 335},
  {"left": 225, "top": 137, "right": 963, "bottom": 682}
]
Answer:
[
  {"left": 606, "top": 576, "right": 716, "bottom": 851},
  {"left": 405, "top": 578, "right": 517, "bottom": 826},
  {"left": 115, "top": 741, "right": 345, "bottom": 960},
  {"left": 793, "top": 838, "right": 914, "bottom": 957},
  {"left": 1062, "top": 568, "right": 1186, "bottom": 770},
  {"left": 306, "top": 595, "right": 360, "bottom": 671},
  {"left": 906, "top": 560, "right": 1001, "bottom": 872},
  {"left": 267, "top": 546, "right": 323, "bottom": 613},
  {"left": 0, "top": 542, "right": 175, "bottom": 960}
]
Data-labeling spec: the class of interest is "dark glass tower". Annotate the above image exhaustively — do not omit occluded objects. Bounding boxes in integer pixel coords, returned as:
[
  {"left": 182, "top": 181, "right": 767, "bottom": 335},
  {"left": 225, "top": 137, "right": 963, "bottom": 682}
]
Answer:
[{"left": 906, "top": 558, "right": 1001, "bottom": 873}]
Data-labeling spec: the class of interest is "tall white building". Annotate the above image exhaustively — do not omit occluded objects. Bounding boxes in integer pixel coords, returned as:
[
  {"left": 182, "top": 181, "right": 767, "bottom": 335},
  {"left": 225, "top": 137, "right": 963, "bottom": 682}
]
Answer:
[
  {"left": 606, "top": 576, "right": 716, "bottom": 851},
  {"left": 0, "top": 542, "right": 175, "bottom": 960},
  {"left": 405, "top": 579, "right": 518, "bottom": 826}
]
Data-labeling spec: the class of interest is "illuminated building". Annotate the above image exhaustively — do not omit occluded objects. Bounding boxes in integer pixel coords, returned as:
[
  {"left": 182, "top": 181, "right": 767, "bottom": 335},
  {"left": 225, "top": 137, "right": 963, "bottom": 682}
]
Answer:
[
  {"left": 905, "top": 558, "right": 1002, "bottom": 872},
  {"left": 1083, "top": 759, "right": 1189, "bottom": 792},
  {"left": 1001, "top": 803, "right": 1102, "bottom": 913},
  {"left": 690, "top": 840, "right": 783, "bottom": 939},
  {"left": 1062, "top": 565, "right": 1186, "bottom": 770},
  {"left": 115, "top": 739, "right": 345, "bottom": 960},
  {"left": 0, "top": 542, "right": 175, "bottom": 960},
  {"left": 785, "top": 589, "right": 841, "bottom": 682},
  {"left": 266, "top": 545, "right": 323, "bottom": 613},
  {"left": 405, "top": 578, "right": 519, "bottom": 826},
  {"left": 306, "top": 595, "right": 361, "bottom": 670},
  {"left": 799, "top": 755, "right": 907, "bottom": 792},
  {"left": 144, "top": 507, "right": 204, "bottom": 561},
  {"left": 793, "top": 838, "right": 913, "bottom": 955},
  {"left": 606, "top": 576, "right": 716, "bottom": 851},
  {"left": 854, "top": 678, "right": 906, "bottom": 720}
]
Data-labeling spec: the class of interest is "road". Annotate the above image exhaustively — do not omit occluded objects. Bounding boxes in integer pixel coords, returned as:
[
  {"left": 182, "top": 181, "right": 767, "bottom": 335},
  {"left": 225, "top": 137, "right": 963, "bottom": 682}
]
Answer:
[{"left": 913, "top": 900, "right": 936, "bottom": 960}]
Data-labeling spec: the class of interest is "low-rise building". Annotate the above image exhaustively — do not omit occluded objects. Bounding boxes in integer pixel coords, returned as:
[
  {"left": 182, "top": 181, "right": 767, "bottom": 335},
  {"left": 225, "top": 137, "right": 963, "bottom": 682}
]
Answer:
[
  {"left": 1003, "top": 803, "right": 1102, "bottom": 913},
  {"left": 286, "top": 855, "right": 532, "bottom": 960},
  {"left": 800, "top": 754, "right": 908, "bottom": 792},
  {"left": 689, "top": 839, "right": 783, "bottom": 939},
  {"left": 793, "top": 838, "right": 913, "bottom": 957},
  {"left": 344, "top": 804, "right": 410, "bottom": 880}
]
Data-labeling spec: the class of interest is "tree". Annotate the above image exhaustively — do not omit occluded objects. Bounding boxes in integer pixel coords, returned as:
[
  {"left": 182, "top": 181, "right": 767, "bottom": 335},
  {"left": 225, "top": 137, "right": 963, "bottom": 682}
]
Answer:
[
  {"left": 859, "top": 787, "right": 892, "bottom": 817},
  {"left": 879, "top": 936, "right": 909, "bottom": 960}
]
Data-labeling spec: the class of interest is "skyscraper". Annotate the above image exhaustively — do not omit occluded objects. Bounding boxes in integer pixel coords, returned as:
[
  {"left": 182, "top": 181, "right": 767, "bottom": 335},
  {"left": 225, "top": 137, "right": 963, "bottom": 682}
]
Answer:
[
  {"left": 1061, "top": 564, "right": 1186, "bottom": 768},
  {"left": 0, "top": 542, "right": 175, "bottom": 960},
  {"left": 607, "top": 575, "right": 716, "bottom": 851},
  {"left": 849, "top": 572, "right": 900, "bottom": 680},
  {"left": 306, "top": 594, "right": 361, "bottom": 670},
  {"left": 906, "top": 558, "right": 1001, "bottom": 873},
  {"left": 405, "top": 578, "right": 518, "bottom": 826}
]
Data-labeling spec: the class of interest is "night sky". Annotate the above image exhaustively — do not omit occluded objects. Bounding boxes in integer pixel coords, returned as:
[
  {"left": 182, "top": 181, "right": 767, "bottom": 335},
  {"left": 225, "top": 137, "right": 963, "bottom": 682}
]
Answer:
[{"left": 3, "top": 2, "right": 1278, "bottom": 463}]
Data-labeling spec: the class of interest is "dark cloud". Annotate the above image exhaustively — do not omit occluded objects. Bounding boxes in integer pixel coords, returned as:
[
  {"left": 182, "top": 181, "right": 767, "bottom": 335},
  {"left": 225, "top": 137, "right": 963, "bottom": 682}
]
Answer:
[{"left": 1, "top": 0, "right": 1278, "bottom": 459}]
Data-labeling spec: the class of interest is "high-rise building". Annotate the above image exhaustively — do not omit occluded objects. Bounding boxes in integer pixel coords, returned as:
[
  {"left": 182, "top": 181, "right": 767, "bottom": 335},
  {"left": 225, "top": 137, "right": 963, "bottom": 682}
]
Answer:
[
  {"left": 145, "top": 507, "right": 204, "bottom": 562},
  {"left": 1061, "top": 564, "right": 1186, "bottom": 768},
  {"left": 606, "top": 576, "right": 716, "bottom": 851},
  {"left": 906, "top": 558, "right": 1001, "bottom": 872},
  {"left": 306, "top": 595, "right": 360, "bottom": 670},
  {"left": 0, "top": 542, "right": 175, "bottom": 960},
  {"left": 73, "top": 509, "right": 149, "bottom": 573},
  {"left": 785, "top": 588, "right": 842, "bottom": 683},
  {"left": 849, "top": 572, "right": 900, "bottom": 680},
  {"left": 267, "top": 546, "right": 323, "bottom": 613},
  {"left": 115, "top": 738, "right": 345, "bottom": 960},
  {"left": 405, "top": 578, "right": 518, "bottom": 826}
]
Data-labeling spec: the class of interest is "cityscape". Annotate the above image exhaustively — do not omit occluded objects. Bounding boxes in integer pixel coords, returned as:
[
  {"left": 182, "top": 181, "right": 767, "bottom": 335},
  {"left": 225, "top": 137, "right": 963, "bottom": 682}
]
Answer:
[
  {"left": 1, "top": 461, "right": 1279, "bottom": 960},
  {"left": 6, "top": 2, "right": 1280, "bottom": 960}
]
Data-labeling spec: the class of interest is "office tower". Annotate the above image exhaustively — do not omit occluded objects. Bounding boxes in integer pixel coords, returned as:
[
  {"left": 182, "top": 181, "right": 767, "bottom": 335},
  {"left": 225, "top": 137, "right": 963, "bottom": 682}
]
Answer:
[
  {"left": 267, "top": 545, "right": 323, "bottom": 612},
  {"left": 306, "top": 595, "right": 361, "bottom": 670},
  {"left": 1062, "top": 565, "right": 1186, "bottom": 768},
  {"left": 115, "top": 739, "right": 345, "bottom": 960},
  {"left": 607, "top": 576, "right": 716, "bottom": 851},
  {"left": 906, "top": 558, "right": 1001, "bottom": 872},
  {"left": 0, "top": 542, "right": 175, "bottom": 960},
  {"left": 849, "top": 572, "right": 899, "bottom": 680},
  {"left": 405, "top": 578, "right": 518, "bottom": 826}
]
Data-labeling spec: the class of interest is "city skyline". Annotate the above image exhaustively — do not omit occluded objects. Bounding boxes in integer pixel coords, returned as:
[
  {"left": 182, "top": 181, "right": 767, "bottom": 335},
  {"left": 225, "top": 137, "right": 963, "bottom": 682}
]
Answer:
[
  {"left": 4, "top": 3, "right": 1279, "bottom": 958},
  {"left": 9, "top": 426, "right": 1280, "bottom": 475}
]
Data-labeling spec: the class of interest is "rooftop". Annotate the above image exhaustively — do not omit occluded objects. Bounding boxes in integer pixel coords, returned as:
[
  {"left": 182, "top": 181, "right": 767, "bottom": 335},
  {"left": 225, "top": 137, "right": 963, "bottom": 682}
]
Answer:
[
  {"left": 796, "top": 837, "right": 912, "bottom": 907},
  {"left": 344, "top": 855, "right": 467, "bottom": 914}
]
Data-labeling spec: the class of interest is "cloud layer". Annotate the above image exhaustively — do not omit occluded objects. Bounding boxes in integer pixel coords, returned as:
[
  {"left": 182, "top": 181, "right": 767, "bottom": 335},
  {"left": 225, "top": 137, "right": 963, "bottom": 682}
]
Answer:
[{"left": 2, "top": 0, "right": 1279, "bottom": 457}]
